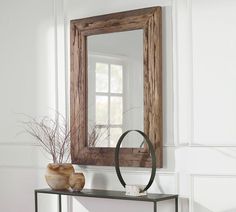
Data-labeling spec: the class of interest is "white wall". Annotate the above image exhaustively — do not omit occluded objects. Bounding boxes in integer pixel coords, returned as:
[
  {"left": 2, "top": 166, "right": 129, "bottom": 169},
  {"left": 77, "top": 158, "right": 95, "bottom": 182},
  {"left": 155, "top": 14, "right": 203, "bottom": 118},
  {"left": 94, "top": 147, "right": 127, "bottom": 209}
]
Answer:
[
  {"left": 1, "top": 0, "right": 236, "bottom": 211},
  {"left": 0, "top": 0, "right": 56, "bottom": 211},
  {"left": 176, "top": 0, "right": 236, "bottom": 211},
  {"left": 188, "top": 0, "right": 236, "bottom": 211}
]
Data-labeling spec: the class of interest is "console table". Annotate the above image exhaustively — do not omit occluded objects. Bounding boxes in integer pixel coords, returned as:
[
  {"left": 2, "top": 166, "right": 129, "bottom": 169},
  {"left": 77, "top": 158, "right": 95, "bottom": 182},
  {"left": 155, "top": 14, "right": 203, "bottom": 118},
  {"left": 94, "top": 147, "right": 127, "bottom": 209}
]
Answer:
[{"left": 35, "top": 188, "right": 178, "bottom": 212}]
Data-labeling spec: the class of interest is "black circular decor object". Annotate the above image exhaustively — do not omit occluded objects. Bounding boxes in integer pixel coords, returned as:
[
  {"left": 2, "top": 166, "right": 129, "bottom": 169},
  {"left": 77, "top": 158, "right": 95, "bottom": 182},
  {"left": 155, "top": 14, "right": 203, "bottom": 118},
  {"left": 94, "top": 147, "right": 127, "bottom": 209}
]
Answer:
[{"left": 114, "top": 130, "right": 156, "bottom": 192}]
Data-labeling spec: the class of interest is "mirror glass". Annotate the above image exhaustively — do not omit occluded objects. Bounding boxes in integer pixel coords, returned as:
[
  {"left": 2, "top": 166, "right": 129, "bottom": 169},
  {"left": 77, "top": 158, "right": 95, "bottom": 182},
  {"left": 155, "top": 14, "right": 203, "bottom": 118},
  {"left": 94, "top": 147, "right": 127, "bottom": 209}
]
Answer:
[{"left": 87, "top": 30, "right": 144, "bottom": 148}]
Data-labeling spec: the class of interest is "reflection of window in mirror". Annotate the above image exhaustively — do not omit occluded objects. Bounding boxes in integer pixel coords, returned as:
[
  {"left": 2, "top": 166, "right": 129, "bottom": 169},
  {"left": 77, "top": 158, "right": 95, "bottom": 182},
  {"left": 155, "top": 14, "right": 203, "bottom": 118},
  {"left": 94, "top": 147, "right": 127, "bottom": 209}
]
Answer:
[
  {"left": 88, "top": 54, "right": 124, "bottom": 147},
  {"left": 87, "top": 30, "right": 144, "bottom": 148}
]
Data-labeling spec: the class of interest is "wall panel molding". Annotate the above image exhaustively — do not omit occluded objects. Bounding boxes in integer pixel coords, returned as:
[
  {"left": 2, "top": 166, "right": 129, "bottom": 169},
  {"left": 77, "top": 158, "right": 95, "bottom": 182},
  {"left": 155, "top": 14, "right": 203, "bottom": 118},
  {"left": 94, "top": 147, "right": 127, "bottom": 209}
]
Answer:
[
  {"left": 76, "top": 165, "right": 177, "bottom": 175},
  {"left": 190, "top": 143, "right": 236, "bottom": 147},
  {"left": 172, "top": 0, "right": 180, "bottom": 147},
  {"left": 172, "top": 0, "right": 193, "bottom": 147},
  {"left": 191, "top": 0, "right": 236, "bottom": 147},
  {"left": 190, "top": 174, "right": 236, "bottom": 212},
  {"left": 54, "top": 0, "right": 67, "bottom": 117}
]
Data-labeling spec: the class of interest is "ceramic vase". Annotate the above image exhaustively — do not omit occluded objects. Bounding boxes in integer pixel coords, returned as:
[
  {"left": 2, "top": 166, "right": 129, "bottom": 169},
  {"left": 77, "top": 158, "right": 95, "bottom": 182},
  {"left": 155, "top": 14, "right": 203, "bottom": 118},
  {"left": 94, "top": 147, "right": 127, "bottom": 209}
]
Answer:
[
  {"left": 69, "top": 172, "right": 85, "bottom": 191},
  {"left": 45, "top": 163, "right": 75, "bottom": 190}
]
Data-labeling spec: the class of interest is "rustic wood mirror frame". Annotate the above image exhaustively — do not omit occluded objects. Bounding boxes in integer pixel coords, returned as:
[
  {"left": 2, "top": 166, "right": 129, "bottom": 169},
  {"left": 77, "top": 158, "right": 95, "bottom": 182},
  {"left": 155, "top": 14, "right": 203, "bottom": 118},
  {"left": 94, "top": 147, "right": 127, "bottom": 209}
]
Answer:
[{"left": 70, "top": 7, "right": 162, "bottom": 168}]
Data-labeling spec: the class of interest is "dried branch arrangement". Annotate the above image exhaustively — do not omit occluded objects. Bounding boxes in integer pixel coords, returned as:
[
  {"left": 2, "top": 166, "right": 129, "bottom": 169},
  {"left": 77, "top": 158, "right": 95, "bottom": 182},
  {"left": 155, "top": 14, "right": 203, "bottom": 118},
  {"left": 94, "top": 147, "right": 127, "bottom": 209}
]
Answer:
[
  {"left": 22, "top": 112, "right": 72, "bottom": 163},
  {"left": 88, "top": 125, "right": 110, "bottom": 147},
  {"left": 22, "top": 112, "right": 109, "bottom": 163}
]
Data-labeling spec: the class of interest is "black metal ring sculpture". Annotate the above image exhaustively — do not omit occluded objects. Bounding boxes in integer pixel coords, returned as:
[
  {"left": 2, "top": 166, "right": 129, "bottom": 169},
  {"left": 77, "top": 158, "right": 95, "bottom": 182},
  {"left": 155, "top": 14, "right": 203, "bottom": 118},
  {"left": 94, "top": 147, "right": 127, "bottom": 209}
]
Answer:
[{"left": 114, "top": 130, "right": 156, "bottom": 192}]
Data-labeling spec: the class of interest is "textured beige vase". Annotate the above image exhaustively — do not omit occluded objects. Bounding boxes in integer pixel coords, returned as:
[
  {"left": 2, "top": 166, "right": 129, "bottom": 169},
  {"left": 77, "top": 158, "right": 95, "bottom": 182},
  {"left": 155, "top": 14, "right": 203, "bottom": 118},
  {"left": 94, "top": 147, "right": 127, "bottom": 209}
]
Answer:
[
  {"left": 69, "top": 172, "right": 85, "bottom": 191},
  {"left": 45, "top": 163, "right": 75, "bottom": 190}
]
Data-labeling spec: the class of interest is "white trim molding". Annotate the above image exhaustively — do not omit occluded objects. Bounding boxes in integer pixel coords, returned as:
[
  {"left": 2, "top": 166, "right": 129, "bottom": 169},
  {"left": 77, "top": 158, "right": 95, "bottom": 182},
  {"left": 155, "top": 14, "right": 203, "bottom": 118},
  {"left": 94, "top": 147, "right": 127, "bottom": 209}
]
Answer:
[
  {"left": 54, "top": 0, "right": 67, "bottom": 117},
  {"left": 172, "top": 0, "right": 193, "bottom": 147}
]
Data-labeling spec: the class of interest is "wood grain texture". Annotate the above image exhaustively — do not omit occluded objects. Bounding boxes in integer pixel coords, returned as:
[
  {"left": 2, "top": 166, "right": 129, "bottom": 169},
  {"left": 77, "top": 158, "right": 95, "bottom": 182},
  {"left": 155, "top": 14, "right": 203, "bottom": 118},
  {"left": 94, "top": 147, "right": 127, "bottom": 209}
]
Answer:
[
  {"left": 143, "top": 8, "right": 163, "bottom": 167},
  {"left": 70, "top": 7, "right": 162, "bottom": 168}
]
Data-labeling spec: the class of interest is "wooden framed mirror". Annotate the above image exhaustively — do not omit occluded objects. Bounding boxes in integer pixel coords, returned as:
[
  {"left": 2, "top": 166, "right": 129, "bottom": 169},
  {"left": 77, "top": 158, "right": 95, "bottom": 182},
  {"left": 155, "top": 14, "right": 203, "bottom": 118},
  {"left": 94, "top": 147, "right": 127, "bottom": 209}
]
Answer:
[{"left": 70, "top": 7, "right": 162, "bottom": 168}]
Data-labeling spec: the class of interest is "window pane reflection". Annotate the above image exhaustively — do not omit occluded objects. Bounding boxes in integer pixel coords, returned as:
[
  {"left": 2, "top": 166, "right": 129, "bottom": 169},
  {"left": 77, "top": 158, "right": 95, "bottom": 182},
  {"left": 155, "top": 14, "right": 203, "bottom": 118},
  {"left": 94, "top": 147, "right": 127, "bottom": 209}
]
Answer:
[
  {"left": 110, "top": 64, "right": 123, "bottom": 93},
  {"left": 96, "top": 96, "right": 108, "bottom": 124},
  {"left": 110, "top": 96, "right": 123, "bottom": 125},
  {"left": 96, "top": 63, "right": 108, "bottom": 92}
]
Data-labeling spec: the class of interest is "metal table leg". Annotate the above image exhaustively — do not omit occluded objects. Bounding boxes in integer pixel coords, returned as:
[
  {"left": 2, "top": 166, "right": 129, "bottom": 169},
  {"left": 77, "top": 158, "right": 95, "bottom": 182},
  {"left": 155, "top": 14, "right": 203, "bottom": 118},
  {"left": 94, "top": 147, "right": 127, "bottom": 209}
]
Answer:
[
  {"left": 58, "top": 194, "right": 62, "bottom": 212},
  {"left": 35, "top": 192, "right": 62, "bottom": 212},
  {"left": 154, "top": 202, "right": 157, "bottom": 212},
  {"left": 34, "top": 191, "right": 38, "bottom": 212},
  {"left": 175, "top": 197, "right": 178, "bottom": 212}
]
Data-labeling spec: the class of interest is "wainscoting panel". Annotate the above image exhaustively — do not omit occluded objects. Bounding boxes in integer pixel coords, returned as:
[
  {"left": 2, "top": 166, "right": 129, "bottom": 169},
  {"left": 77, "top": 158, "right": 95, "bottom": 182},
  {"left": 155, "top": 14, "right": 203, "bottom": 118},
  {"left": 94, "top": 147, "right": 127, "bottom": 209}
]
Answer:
[
  {"left": 0, "top": 167, "right": 38, "bottom": 212},
  {"left": 192, "top": 0, "right": 236, "bottom": 146},
  {"left": 191, "top": 175, "right": 236, "bottom": 212}
]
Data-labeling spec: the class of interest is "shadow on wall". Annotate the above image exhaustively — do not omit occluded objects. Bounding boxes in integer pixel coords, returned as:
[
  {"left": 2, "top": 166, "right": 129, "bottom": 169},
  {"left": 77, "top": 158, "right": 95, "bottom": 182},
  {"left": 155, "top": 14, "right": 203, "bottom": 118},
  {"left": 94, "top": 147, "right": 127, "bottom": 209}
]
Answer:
[
  {"left": 154, "top": 175, "right": 164, "bottom": 193},
  {"left": 91, "top": 173, "right": 108, "bottom": 190},
  {"left": 193, "top": 201, "right": 213, "bottom": 212}
]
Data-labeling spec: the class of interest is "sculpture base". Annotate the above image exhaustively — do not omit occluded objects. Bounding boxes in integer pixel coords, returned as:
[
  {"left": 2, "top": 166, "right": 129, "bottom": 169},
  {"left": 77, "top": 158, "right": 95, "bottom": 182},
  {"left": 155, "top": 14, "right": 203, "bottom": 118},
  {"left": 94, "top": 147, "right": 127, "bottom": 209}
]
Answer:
[{"left": 125, "top": 185, "right": 147, "bottom": 196}]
